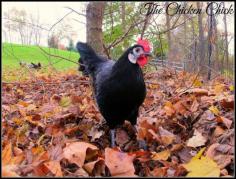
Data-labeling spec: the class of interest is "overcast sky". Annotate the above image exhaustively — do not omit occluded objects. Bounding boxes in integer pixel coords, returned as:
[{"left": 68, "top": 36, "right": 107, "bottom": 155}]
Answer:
[
  {"left": 2, "top": 2, "right": 234, "bottom": 54},
  {"left": 2, "top": 2, "right": 88, "bottom": 46}
]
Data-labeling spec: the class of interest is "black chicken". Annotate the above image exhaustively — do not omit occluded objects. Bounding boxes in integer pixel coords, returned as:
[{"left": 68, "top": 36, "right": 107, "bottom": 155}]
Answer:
[{"left": 76, "top": 39, "right": 151, "bottom": 148}]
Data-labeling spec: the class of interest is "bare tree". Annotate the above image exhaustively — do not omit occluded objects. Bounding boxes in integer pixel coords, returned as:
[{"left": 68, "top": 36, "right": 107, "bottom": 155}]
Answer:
[
  {"left": 121, "top": 2, "right": 126, "bottom": 33},
  {"left": 190, "top": 16, "right": 197, "bottom": 65},
  {"left": 86, "top": 2, "right": 106, "bottom": 55},
  {"left": 212, "top": 13, "right": 219, "bottom": 71},
  {"left": 33, "top": 9, "right": 42, "bottom": 45},
  {"left": 4, "top": 8, "right": 28, "bottom": 44},
  {"left": 140, "top": 2, "right": 153, "bottom": 39},
  {"left": 197, "top": 2, "right": 205, "bottom": 69},
  {"left": 165, "top": 2, "right": 172, "bottom": 52},
  {"left": 207, "top": 2, "right": 213, "bottom": 80},
  {"left": 223, "top": 2, "right": 229, "bottom": 76},
  {"left": 183, "top": 3, "right": 187, "bottom": 57}
]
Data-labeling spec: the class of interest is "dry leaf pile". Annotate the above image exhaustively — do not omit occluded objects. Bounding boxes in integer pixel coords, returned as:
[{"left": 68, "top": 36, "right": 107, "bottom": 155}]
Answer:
[{"left": 2, "top": 69, "right": 234, "bottom": 177}]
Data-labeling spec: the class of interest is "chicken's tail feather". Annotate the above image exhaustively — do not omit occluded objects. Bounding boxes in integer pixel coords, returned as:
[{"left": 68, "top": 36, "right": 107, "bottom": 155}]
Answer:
[{"left": 76, "top": 42, "right": 102, "bottom": 76}]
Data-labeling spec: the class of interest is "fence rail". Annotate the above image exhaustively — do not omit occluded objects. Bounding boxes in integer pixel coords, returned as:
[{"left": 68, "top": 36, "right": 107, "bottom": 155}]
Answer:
[
  {"left": 150, "top": 59, "right": 188, "bottom": 71},
  {"left": 150, "top": 58, "right": 233, "bottom": 82}
]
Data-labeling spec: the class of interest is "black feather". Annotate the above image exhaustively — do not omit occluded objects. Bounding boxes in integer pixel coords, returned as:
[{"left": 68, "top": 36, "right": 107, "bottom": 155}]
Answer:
[{"left": 76, "top": 42, "right": 146, "bottom": 130}]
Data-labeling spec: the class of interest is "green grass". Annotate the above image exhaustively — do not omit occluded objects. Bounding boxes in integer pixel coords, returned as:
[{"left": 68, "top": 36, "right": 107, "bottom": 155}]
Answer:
[{"left": 2, "top": 43, "right": 79, "bottom": 71}]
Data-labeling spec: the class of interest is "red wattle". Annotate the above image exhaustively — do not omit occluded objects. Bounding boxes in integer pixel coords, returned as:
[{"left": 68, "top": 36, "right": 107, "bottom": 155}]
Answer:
[{"left": 137, "top": 57, "right": 148, "bottom": 68}]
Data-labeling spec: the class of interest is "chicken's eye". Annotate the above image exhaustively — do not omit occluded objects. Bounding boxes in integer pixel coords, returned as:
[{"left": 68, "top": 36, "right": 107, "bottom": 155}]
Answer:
[{"left": 135, "top": 48, "right": 140, "bottom": 53}]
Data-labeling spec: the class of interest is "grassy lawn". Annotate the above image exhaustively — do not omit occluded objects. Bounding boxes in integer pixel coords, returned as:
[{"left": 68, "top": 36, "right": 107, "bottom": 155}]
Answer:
[
  {"left": 2, "top": 43, "right": 79, "bottom": 71},
  {"left": 2, "top": 43, "right": 80, "bottom": 82}
]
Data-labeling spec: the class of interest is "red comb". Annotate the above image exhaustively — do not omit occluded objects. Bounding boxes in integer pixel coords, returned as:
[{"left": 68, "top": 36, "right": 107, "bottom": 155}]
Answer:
[{"left": 137, "top": 38, "right": 151, "bottom": 52}]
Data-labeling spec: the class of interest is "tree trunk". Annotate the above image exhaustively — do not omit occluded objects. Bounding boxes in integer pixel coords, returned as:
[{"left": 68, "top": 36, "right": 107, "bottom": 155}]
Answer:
[
  {"left": 141, "top": 2, "right": 152, "bottom": 39},
  {"left": 207, "top": 2, "right": 213, "bottom": 80},
  {"left": 191, "top": 16, "right": 197, "bottom": 71},
  {"left": 121, "top": 2, "right": 128, "bottom": 49},
  {"left": 223, "top": 2, "right": 229, "bottom": 77},
  {"left": 165, "top": 2, "right": 172, "bottom": 52},
  {"left": 183, "top": 3, "right": 187, "bottom": 59},
  {"left": 197, "top": 2, "right": 205, "bottom": 70},
  {"left": 212, "top": 13, "right": 219, "bottom": 71},
  {"left": 86, "top": 2, "right": 106, "bottom": 55}
]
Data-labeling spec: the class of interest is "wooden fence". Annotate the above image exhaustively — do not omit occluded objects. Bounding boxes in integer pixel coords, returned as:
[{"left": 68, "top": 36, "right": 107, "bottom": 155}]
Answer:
[{"left": 149, "top": 58, "right": 190, "bottom": 71}]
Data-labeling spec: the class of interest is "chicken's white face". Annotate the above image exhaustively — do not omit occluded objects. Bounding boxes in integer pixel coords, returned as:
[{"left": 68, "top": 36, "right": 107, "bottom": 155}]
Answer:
[
  {"left": 128, "top": 46, "right": 151, "bottom": 67},
  {"left": 128, "top": 46, "right": 145, "bottom": 64}
]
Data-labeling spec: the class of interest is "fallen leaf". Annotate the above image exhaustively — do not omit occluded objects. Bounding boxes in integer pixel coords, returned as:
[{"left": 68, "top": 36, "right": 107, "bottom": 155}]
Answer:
[
  {"left": 213, "top": 155, "right": 233, "bottom": 169},
  {"left": 63, "top": 142, "right": 98, "bottom": 167},
  {"left": 83, "top": 158, "right": 105, "bottom": 176},
  {"left": 220, "top": 96, "right": 234, "bottom": 109},
  {"left": 44, "top": 160, "right": 63, "bottom": 177},
  {"left": 215, "top": 144, "right": 233, "bottom": 154},
  {"left": 59, "top": 96, "right": 71, "bottom": 107},
  {"left": 209, "top": 106, "right": 220, "bottom": 116},
  {"left": 13, "top": 147, "right": 23, "bottom": 156},
  {"left": 164, "top": 101, "right": 175, "bottom": 117},
  {"left": 213, "top": 126, "right": 225, "bottom": 137},
  {"left": 2, "top": 143, "right": 13, "bottom": 165},
  {"left": 51, "top": 94, "right": 61, "bottom": 102},
  {"left": 115, "top": 128, "right": 130, "bottom": 146},
  {"left": 220, "top": 169, "right": 228, "bottom": 176},
  {"left": 48, "top": 144, "right": 63, "bottom": 161},
  {"left": 26, "top": 104, "right": 37, "bottom": 111},
  {"left": 33, "top": 163, "right": 50, "bottom": 176},
  {"left": 181, "top": 88, "right": 208, "bottom": 96},
  {"left": 187, "top": 130, "right": 207, "bottom": 148},
  {"left": 190, "top": 99, "right": 199, "bottom": 112},
  {"left": 229, "top": 85, "right": 234, "bottom": 91},
  {"left": 152, "top": 150, "right": 170, "bottom": 161},
  {"left": 18, "top": 100, "right": 29, "bottom": 107},
  {"left": 32, "top": 146, "right": 45, "bottom": 156},
  {"left": 150, "top": 167, "right": 167, "bottom": 177},
  {"left": 32, "top": 114, "right": 41, "bottom": 121},
  {"left": 2, "top": 104, "right": 11, "bottom": 112},
  {"left": 2, "top": 165, "right": 19, "bottom": 177},
  {"left": 183, "top": 148, "right": 220, "bottom": 177},
  {"left": 88, "top": 127, "right": 104, "bottom": 142},
  {"left": 73, "top": 168, "right": 89, "bottom": 176},
  {"left": 202, "top": 110, "right": 215, "bottom": 120},
  {"left": 11, "top": 154, "right": 25, "bottom": 165},
  {"left": 159, "top": 127, "right": 176, "bottom": 145},
  {"left": 200, "top": 96, "right": 214, "bottom": 105},
  {"left": 166, "top": 168, "right": 176, "bottom": 177},
  {"left": 170, "top": 144, "right": 183, "bottom": 152},
  {"left": 105, "top": 148, "right": 136, "bottom": 176},
  {"left": 192, "top": 147, "right": 205, "bottom": 160},
  {"left": 137, "top": 117, "right": 159, "bottom": 142},
  {"left": 178, "top": 148, "right": 194, "bottom": 163},
  {"left": 173, "top": 101, "right": 187, "bottom": 115},
  {"left": 216, "top": 116, "right": 232, "bottom": 129},
  {"left": 193, "top": 79, "right": 203, "bottom": 87},
  {"left": 206, "top": 143, "right": 233, "bottom": 169},
  {"left": 206, "top": 143, "right": 220, "bottom": 159}
]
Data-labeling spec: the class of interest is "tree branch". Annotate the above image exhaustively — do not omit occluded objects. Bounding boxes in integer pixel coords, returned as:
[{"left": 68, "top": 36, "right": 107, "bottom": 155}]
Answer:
[
  {"left": 140, "top": 2, "right": 153, "bottom": 39},
  {"left": 64, "top": 7, "right": 86, "bottom": 17},
  {"left": 107, "top": 19, "right": 146, "bottom": 49},
  {"left": 37, "top": 46, "right": 79, "bottom": 65}
]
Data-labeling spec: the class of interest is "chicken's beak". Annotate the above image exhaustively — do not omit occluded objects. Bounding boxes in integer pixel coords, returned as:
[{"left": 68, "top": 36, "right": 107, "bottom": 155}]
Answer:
[{"left": 143, "top": 52, "right": 152, "bottom": 57}]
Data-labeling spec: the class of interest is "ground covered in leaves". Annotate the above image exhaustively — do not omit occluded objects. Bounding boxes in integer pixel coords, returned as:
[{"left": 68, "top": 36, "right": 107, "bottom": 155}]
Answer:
[{"left": 2, "top": 69, "right": 234, "bottom": 177}]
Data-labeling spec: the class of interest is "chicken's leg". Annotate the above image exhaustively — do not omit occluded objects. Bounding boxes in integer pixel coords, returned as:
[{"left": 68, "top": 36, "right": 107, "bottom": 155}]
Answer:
[
  {"left": 110, "top": 129, "right": 116, "bottom": 148},
  {"left": 125, "top": 122, "right": 147, "bottom": 150},
  {"left": 133, "top": 124, "right": 147, "bottom": 150}
]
